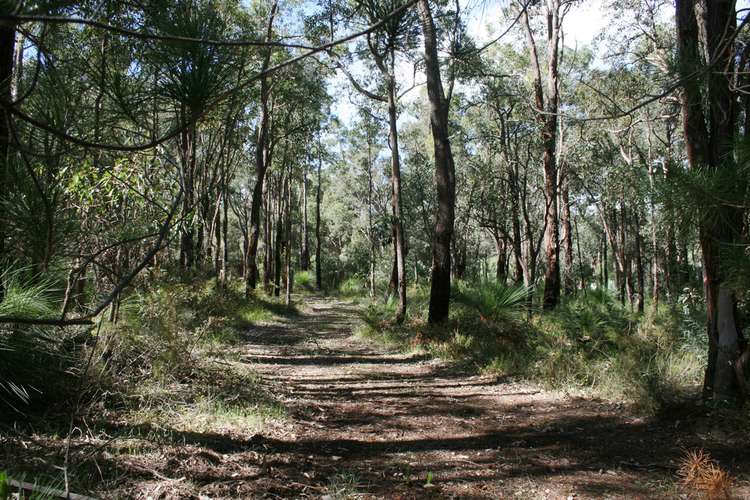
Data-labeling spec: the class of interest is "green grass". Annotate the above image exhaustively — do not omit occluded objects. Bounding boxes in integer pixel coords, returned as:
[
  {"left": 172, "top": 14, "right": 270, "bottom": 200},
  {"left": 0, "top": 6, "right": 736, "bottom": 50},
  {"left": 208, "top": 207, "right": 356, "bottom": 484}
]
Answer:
[
  {"left": 0, "top": 270, "right": 57, "bottom": 319},
  {"left": 338, "top": 276, "right": 366, "bottom": 296},
  {"left": 325, "top": 471, "right": 361, "bottom": 499},
  {"left": 360, "top": 281, "right": 707, "bottom": 413},
  {"left": 294, "top": 270, "right": 316, "bottom": 290}
]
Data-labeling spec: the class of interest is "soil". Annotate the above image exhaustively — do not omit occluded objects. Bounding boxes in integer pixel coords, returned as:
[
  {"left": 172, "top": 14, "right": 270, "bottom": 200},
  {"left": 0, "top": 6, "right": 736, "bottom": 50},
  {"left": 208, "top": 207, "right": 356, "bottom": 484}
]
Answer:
[{"left": 3, "top": 296, "right": 750, "bottom": 499}]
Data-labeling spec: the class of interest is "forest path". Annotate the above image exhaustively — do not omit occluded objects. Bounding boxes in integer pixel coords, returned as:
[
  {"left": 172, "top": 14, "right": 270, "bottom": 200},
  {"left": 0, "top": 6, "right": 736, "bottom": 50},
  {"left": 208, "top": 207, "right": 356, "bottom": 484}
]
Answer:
[{"left": 188, "top": 296, "right": 747, "bottom": 499}]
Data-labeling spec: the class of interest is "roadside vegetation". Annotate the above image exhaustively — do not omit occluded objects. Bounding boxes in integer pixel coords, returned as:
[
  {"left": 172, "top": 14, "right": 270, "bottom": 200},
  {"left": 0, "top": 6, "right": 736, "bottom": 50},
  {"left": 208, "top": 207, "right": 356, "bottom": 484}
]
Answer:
[
  {"left": 356, "top": 280, "right": 708, "bottom": 413},
  {"left": 0, "top": 273, "right": 291, "bottom": 494}
]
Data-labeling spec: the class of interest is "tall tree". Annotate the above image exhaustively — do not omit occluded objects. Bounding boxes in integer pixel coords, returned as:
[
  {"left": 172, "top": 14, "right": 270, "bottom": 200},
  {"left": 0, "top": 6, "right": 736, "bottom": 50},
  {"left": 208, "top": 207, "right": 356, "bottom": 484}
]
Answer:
[
  {"left": 418, "top": 0, "right": 456, "bottom": 324},
  {"left": 246, "top": 0, "right": 278, "bottom": 296},
  {"left": 520, "top": 0, "right": 563, "bottom": 309},
  {"left": 675, "top": 0, "right": 744, "bottom": 402}
]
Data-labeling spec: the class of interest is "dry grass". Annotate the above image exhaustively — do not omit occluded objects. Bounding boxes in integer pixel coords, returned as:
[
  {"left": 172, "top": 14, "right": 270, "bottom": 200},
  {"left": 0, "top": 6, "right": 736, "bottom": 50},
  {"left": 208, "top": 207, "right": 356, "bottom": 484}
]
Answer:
[{"left": 678, "top": 449, "right": 733, "bottom": 499}]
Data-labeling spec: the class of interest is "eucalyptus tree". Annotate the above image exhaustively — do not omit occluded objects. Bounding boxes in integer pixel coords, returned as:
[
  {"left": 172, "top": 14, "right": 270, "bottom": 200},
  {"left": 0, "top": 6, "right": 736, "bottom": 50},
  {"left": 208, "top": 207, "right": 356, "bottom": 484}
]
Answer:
[
  {"left": 517, "top": 0, "right": 568, "bottom": 310},
  {"left": 417, "top": 0, "right": 456, "bottom": 324},
  {"left": 675, "top": 0, "right": 746, "bottom": 403},
  {"left": 333, "top": 0, "right": 418, "bottom": 321},
  {"left": 246, "top": 0, "right": 278, "bottom": 295}
]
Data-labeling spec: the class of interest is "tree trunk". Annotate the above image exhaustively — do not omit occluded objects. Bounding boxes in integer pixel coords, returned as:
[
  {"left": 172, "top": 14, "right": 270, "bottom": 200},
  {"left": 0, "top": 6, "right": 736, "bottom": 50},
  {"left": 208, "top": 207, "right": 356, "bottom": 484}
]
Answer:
[
  {"left": 676, "top": 0, "right": 742, "bottom": 403},
  {"left": 222, "top": 175, "right": 229, "bottom": 284},
  {"left": 602, "top": 232, "right": 608, "bottom": 289},
  {"left": 418, "top": 0, "right": 456, "bottom": 324},
  {"left": 560, "top": 166, "right": 574, "bottom": 295},
  {"left": 387, "top": 54, "right": 407, "bottom": 323},
  {"left": 367, "top": 136, "right": 376, "bottom": 298},
  {"left": 179, "top": 120, "right": 196, "bottom": 271},
  {"left": 285, "top": 173, "right": 293, "bottom": 305},
  {"left": 263, "top": 183, "right": 274, "bottom": 294},
  {"left": 494, "top": 234, "right": 507, "bottom": 283},
  {"left": 0, "top": 20, "right": 15, "bottom": 300},
  {"left": 246, "top": 1, "right": 277, "bottom": 296},
  {"left": 510, "top": 179, "right": 524, "bottom": 285},
  {"left": 214, "top": 191, "right": 222, "bottom": 277},
  {"left": 315, "top": 143, "right": 323, "bottom": 291},
  {"left": 522, "top": 0, "right": 562, "bottom": 309},
  {"left": 300, "top": 163, "right": 310, "bottom": 271},
  {"left": 634, "top": 210, "right": 645, "bottom": 313},
  {"left": 274, "top": 176, "right": 284, "bottom": 297}
]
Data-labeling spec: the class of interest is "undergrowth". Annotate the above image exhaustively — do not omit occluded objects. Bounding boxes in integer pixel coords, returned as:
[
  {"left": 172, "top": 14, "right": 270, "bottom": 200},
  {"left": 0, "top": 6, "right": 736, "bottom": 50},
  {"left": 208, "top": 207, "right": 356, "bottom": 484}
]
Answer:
[
  {"left": 0, "top": 274, "right": 293, "bottom": 494},
  {"left": 95, "top": 276, "right": 292, "bottom": 428},
  {"left": 358, "top": 281, "right": 707, "bottom": 413}
]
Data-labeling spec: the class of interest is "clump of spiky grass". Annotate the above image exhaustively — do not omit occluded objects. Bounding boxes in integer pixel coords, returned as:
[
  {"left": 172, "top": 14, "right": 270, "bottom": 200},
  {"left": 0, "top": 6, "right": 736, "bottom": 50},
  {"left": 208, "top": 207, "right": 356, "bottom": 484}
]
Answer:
[
  {"left": 0, "top": 268, "right": 57, "bottom": 319},
  {"left": 678, "top": 449, "right": 732, "bottom": 499}
]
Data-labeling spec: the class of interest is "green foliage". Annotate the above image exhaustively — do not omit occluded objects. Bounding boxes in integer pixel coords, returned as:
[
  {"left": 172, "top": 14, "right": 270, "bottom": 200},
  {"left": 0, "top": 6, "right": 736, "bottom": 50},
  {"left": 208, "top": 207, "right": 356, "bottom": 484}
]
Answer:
[
  {"left": 454, "top": 280, "right": 532, "bottom": 318},
  {"left": 0, "top": 269, "right": 57, "bottom": 319},
  {"left": 0, "top": 470, "right": 7, "bottom": 499},
  {"left": 338, "top": 276, "right": 366, "bottom": 296},
  {"left": 294, "top": 270, "right": 315, "bottom": 290},
  {"left": 0, "top": 270, "right": 79, "bottom": 413},
  {"left": 364, "top": 284, "right": 706, "bottom": 413},
  {"left": 102, "top": 277, "right": 293, "bottom": 382}
]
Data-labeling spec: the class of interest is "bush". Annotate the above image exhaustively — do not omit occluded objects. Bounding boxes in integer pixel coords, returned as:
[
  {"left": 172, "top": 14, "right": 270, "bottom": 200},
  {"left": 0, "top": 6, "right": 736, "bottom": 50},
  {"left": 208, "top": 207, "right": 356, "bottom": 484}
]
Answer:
[
  {"left": 338, "top": 276, "right": 365, "bottom": 296},
  {"left": 294, "top": 270, "right": 315, "bottom": 290},
  {"left": 454, "top": 280, "right": 531, "bottom": 318},
  {"left": 363, "top": 283, "right": 707, "bottom": 413},
  {"left": 0, "top": 270, "right": 81, "bottom": 414}
]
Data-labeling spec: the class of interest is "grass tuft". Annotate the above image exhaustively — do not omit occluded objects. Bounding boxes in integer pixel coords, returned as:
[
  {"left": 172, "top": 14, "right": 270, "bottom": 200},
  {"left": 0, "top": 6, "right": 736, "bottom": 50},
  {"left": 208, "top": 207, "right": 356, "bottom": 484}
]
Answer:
[{"left": 678, "top": 449, "right": 733, "bottom": 499}]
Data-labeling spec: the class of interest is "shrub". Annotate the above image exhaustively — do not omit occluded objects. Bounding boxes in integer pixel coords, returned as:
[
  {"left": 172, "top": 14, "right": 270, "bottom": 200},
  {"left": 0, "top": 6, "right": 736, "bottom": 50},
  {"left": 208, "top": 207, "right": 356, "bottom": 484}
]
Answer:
[
  {"left": 294, "top": 270, "right": 315, "bottom": 290},
  {"left": 363, "top": 283, "right": 708, "bottom": 412},
  {"left": 454, "top": 280, "right": 532, "bottom": 318},
  {"left": 339, "top": 276, "right": 365, "bottom": 296},
  {"left": 0, "top": 270, "right": 80, "bottom": 413}
]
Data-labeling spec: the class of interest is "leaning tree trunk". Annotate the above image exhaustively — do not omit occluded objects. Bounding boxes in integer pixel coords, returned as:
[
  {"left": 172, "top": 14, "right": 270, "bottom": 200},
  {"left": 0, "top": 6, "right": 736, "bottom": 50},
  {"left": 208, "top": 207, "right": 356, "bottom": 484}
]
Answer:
[{"left": 418, "top": 0, "right": 456, "bottom": 324}]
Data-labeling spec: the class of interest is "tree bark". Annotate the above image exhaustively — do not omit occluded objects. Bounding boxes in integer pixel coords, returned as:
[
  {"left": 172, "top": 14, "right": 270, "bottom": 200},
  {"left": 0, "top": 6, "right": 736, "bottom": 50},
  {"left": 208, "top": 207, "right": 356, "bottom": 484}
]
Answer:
[
  {"left": 634, "top": 209, "right": 645, "bottom": 313},
  {"left": 179, "top": 119, "right": 196, "bottom": 271},
  {"left": 676, "top": 0, "right": 742, "bottom": 403},
  {"left": 387, "top": 51, "right": 407, "bottom": 323},
  {"left": 300, "top": 163, "right": 310, "bottom": 271},
  {"left": 367, "top": 135, "right": 376, "bottom": 298},
  {"left": 418, "top": 0, "right": 456, "bottom": 324},
  {"left": 285, "top": 172, "right": 293, "bottom": 305},
  {"left": 560, "top": 165, "right": 574, "bottom": 295},
  {"left": 246, "top": 1, "right": 277, "bottom": 296},
  {"left": 0, "top": 20, "right": 15, "bottom": 300},
  {"left": 315, "top": 142, "right": 323, "bottom": 291},
  {"left": 522, "top": 0, "right": 562, "bottom": 309}
]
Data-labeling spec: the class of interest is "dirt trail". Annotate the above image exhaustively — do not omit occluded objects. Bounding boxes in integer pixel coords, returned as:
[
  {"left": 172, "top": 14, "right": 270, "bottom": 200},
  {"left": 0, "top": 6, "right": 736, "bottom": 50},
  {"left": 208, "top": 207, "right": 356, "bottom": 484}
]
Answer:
[{"left": 177, "top": 297, "right": 749, "bottom": 499}]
